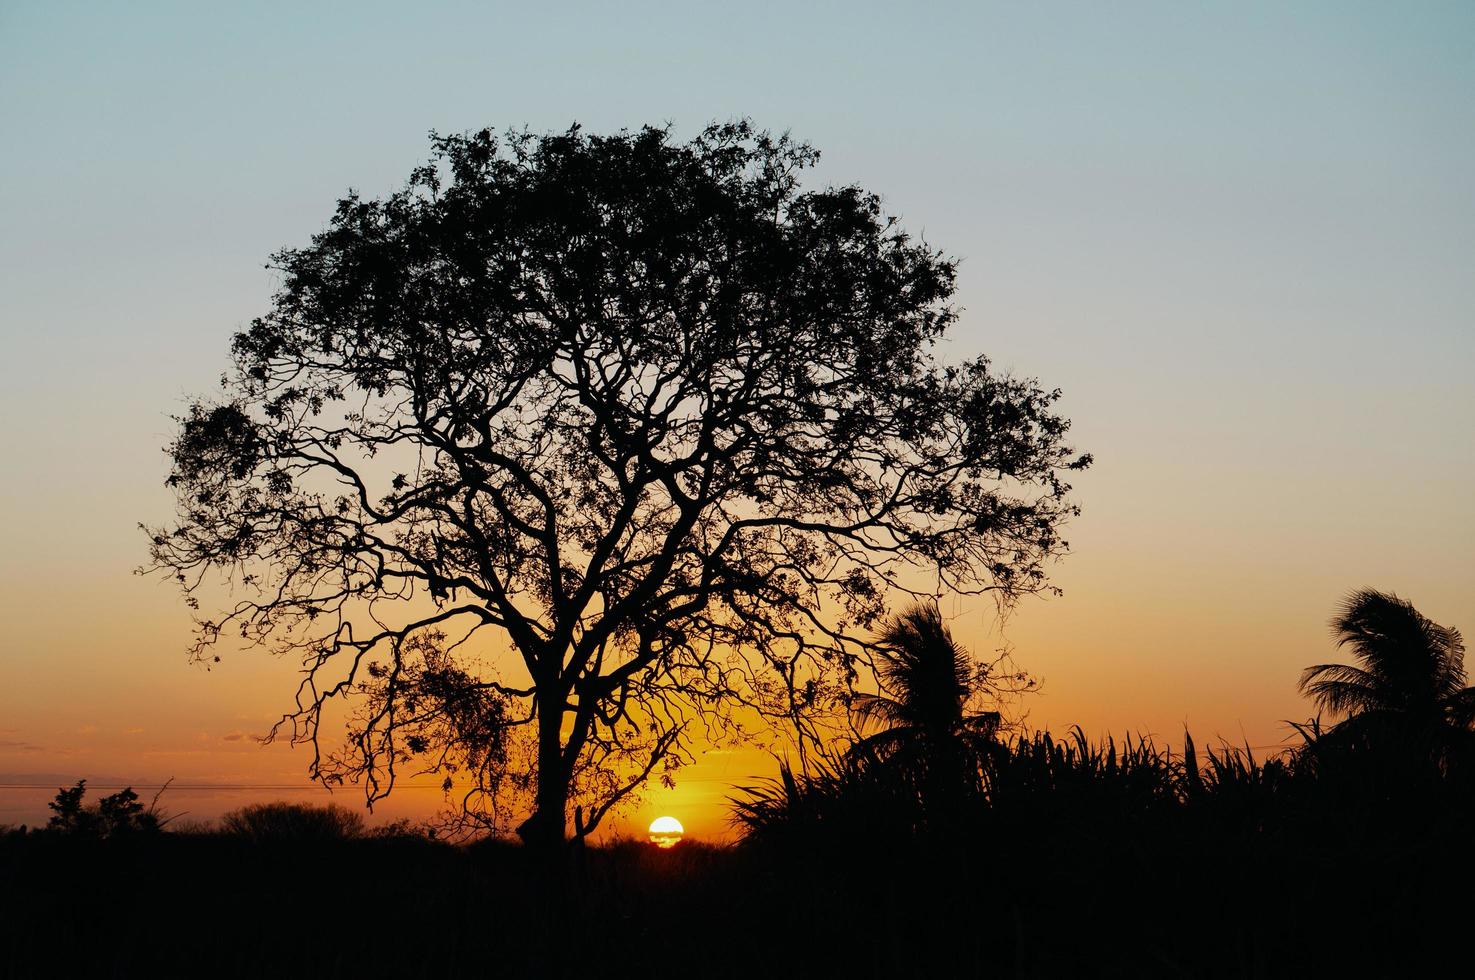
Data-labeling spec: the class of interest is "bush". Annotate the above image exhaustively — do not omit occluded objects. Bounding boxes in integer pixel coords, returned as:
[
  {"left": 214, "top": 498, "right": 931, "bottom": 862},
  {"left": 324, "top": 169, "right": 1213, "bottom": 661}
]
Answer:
[
  {"left": 219, "top": 802, "right": 366, "bottom": 842},
  {"left": 44, "top": 780, "right": 161, "bottom": 838}
]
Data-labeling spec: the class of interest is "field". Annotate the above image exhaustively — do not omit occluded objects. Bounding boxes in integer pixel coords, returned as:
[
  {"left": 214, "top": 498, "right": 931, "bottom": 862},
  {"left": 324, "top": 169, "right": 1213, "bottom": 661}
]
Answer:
[{"left": 3, "top": 786, "right": 1467, "bottom": 979}]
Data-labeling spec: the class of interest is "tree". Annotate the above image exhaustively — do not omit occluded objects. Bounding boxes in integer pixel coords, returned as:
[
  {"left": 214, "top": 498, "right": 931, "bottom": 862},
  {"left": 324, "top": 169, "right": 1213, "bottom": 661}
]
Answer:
[
  {"left": 1299, "top": 589, "right": 1474, "bottom": 770},
  {"left": 146, "top": 121, "right": 1089, "bottom": 846},
  {"left": 849, "top": 603, "right": 1025, "bottom": 818},
  {"left": 45, "top": 780, "right": 162, "bottom": 838}
]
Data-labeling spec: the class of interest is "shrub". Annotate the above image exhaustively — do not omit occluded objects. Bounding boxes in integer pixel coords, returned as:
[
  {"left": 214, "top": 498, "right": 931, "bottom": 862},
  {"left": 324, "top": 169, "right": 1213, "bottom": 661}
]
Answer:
[
  {"left": 45, "top": 780, "right": 161, "bottom": 838},
  {"left": 219, "top": 802, "right": 366, "bottom": 842}
]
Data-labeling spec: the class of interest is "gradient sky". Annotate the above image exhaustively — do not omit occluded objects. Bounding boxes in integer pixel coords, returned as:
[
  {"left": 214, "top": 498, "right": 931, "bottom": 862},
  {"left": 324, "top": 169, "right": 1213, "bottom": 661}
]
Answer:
[{"left": 2, "top": 1, "right": 1472, "bottom": 839}]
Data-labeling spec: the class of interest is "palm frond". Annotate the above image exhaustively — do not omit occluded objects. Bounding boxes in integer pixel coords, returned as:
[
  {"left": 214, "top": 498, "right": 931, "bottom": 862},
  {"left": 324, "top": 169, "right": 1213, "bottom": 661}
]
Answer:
[
  {"left": 1299, "top": 663, "right": 1384, "bottom": 717},
  {"left": 1310, "top": 589, "right": 1470, "bottom": 729},
  {"left": 1443, "top": 686, "right": 1475, "bottom": 730},
  {"left": 1302, "top": 678, "right": 1384, "bottom": 717},
  {"left": 850, "top": 692, "right": 906, "bottom": 727}
]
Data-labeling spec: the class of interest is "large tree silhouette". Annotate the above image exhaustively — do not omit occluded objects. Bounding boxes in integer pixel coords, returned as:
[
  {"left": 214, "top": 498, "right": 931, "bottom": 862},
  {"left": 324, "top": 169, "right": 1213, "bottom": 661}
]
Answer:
[
  {"left": 1300, "top": 589, "right": 1474, "bottom": 767},
  {"left": 146, "top": 122, "right": 1089, "bottom": 845}
]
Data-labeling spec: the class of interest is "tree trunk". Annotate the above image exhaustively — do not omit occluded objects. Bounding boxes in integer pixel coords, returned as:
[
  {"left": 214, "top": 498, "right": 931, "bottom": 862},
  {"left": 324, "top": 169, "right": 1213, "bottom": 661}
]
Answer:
[{"left": 516, "top": 694, "right": 569, "bottom": 848}]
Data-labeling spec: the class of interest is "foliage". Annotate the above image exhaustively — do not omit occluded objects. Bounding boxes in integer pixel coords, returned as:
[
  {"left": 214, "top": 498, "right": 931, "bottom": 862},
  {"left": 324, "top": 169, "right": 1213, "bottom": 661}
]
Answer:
[
  {"left": 145, "top": 120, "right": 1089, "bottom": 843},
  {"left": 732, "top": 728, "right": 1284, "bottom": 849},
  {"left": 838, "top": 602, "right": 1037, "bottom": 828},
  {"left": 737, "top": 590, "right": 1475, "bottom": 852},
  {"left": 730, "top": 750, "right": 920, "bottom": 847},
  {"left": 1299, "top": 588, "right": 1474, "bottom": 776},
  {"left": 218, "top": 801, "right": 367, "bottom": 842},
  {"left": 10, "top": 590, "right": 1472, "bottom": 975},
  {"left": 44, "top": 780, "right": 162, "bottom": 838},
  {"left": 850, "top": 604, "right": 1015, "bottom": 747}
]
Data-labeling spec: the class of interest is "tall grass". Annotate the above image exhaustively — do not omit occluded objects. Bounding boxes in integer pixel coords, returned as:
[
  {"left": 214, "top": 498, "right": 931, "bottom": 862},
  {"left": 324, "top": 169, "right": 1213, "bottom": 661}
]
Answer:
[{"left": 729, "top": 724, "right": 1429, "bottom": 852}]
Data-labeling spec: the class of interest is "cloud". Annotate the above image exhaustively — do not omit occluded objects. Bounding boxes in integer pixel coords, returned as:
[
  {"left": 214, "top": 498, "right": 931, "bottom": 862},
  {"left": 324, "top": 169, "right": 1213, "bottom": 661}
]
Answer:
[
  {"left": 222, "top": 732, "right": 247, "bottom": 742},
  {"left": 0, "top": 739, "right": 46, "bottom": 754}
]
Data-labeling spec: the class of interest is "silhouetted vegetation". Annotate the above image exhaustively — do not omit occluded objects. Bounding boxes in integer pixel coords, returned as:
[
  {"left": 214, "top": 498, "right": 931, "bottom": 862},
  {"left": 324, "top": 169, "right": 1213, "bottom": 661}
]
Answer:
[
  {"left": 5, "top": 590, "right": 1469, "bottom": 976},
  {"left": 739, "top": 590, "right": 1472, "bottom": 835},
  {"left": 727, "top": 590, "right": 1474, "bottom": 974},
  {"left": 218, "top": 800, "right": 367, "bottom": 841},
  {"left": 144, "top": 120, "right": 1089, "bottom": 846},
  {"left": 41, "top": 780, "right": 164, "bottom": 838},
  {"left": 1299, "top": 588, "right": 1474, "bottom": 780},
  {"left": 849, "top": 604, "right": 1005, "bottom": 824}
]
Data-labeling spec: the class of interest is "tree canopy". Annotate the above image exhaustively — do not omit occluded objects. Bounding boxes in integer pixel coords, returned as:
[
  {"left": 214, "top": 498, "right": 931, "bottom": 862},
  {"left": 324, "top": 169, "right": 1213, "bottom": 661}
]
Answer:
[
  {"left": 147, "top": 121, "right": 1089, "bottom": 844},
  {"left": 1300, "top": 589, "right": 1474, "bottom": 769},
  {"left": 850, "top": 603, "right": 1012, "bottom": 759},
  {"left": 847, "top": 604, "right": 1025, "bottom": 823}
]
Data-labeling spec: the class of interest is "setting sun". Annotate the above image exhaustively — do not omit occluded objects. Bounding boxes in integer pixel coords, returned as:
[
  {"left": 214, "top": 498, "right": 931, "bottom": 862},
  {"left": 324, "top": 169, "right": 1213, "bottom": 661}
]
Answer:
[{"left": 648, "top": 816, "right": 684, "bottom": 848}]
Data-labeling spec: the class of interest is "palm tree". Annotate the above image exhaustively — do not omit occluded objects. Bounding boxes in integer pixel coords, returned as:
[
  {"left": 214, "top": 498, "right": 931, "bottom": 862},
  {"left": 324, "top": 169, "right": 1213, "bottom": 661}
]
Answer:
[
  {"left": 1299, "top": 589, "right": 1474, "bottom": 768},
  {"left": 850, "top": 604, "right": 1002, "bottom": 814}
]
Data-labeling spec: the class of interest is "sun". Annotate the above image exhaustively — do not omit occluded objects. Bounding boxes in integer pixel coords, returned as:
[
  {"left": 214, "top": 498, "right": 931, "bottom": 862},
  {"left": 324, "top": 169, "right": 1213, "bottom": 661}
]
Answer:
[{"left": 648, "top": 815, "right": 684, "bottom": 848}]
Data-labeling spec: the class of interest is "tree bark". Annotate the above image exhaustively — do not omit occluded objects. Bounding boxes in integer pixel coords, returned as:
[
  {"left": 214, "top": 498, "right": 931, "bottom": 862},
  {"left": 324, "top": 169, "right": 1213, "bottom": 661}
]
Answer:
[{"left": 516, "top": 693, "right": 569, "bottom": 848}]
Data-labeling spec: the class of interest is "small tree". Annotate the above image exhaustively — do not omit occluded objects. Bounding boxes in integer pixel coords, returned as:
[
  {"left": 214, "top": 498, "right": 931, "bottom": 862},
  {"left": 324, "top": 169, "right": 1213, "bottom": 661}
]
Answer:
[
  {"left": 1300, "top": 589, "right": 1473, "bottom": 774},
  {"left": 146, "top": 121, "right": 1089, "bottom": 845},
  {"left": 46, "top": 780, "right": 161, "bottom": 838},
  {"left": 849, "top": 603, "right": 1026, "bottom": 819}
]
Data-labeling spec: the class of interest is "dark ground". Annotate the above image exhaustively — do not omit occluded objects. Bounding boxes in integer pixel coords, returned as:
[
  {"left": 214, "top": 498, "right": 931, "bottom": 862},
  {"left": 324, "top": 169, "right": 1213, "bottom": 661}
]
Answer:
[{"left": 2, "top": 822, "right": 1468, "bottom": 979}]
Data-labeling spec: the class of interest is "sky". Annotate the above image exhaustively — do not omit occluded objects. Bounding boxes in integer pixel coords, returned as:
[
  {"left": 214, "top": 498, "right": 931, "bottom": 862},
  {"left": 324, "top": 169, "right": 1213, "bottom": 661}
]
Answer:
[{"left": 2, "top": 1, "right": 1472, "bottom": 840}]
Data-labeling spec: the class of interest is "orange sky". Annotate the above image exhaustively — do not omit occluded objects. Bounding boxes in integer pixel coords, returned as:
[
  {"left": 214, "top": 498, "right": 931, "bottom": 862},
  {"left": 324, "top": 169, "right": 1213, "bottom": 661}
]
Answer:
[{"left": 2, "top": 507, "right": 1466, "bottom": 841}]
